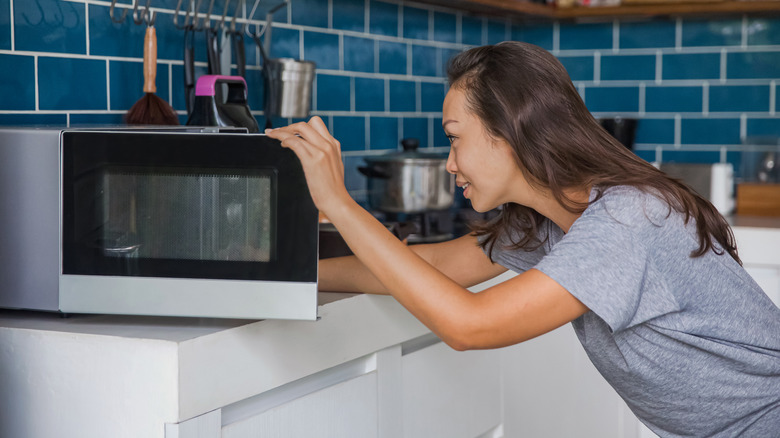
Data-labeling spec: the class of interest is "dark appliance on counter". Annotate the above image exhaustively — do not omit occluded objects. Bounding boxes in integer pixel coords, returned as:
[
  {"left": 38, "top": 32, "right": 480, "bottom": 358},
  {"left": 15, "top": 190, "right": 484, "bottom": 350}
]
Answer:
[
  {"left": 0, "top": 127, "right": 318, "bottom": 320},
  {"left": 186, "top": 75, "right": 259, "bottom": 132},
  {"left": 600, "top": 117, "right": 637, "bottom": 150}
]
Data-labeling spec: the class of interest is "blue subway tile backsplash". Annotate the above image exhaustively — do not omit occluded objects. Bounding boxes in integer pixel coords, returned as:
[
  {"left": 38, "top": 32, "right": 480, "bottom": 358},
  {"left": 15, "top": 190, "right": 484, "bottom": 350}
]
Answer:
[
  {"left": 601, "top": 55, "right": 655, "bottom": 81},
  {"left": 662, "top": 53, "right": 721, "bottom": 80},
  {"left": 2, "top": 0, "right": 780, "bottom": 194},
  {"left": 332, "top": 0, "right": 365, "bottom": 32},
  {"left": 709, "top": 85, "right": 770, "bottom": 112},
  {"left": 38, "top": 57, "right": 107, "bottom": 110},
  {"left": 619, "top": 21, "right": 676, "bottom": 49},
  {"left": 559, "top": 22, "right": 612, "bottom": 50},
  {"left": 645, "top": 86, "right": 703, "bottom": 113}
]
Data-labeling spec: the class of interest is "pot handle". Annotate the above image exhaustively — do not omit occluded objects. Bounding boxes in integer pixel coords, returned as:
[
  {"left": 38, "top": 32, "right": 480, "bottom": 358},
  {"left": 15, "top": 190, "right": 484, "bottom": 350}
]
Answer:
[{"left": 358, "top": 165, "right": 391, "bottom": 179}]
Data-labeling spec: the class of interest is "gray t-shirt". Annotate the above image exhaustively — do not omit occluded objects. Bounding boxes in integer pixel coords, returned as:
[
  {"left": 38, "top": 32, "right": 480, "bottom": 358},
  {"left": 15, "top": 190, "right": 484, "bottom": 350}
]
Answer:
[{"left": 488, "top": 186, "right": 780, "bottom": 437}]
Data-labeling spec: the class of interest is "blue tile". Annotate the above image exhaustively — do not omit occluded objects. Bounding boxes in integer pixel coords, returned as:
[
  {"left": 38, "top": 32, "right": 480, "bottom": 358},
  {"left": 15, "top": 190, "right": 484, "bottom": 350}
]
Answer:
[
  {"left": 343, "top": 155, "right": 368, "bottom": 192},
  {"left": 645, "top": 86, "right": 702, "bottom": 113},
  {"left": 681, "top": 118, "right": 741, "bottom": 145},
  {"left": 291, "top": 0, "right": 328, "bottom": 28},
  {"left": 243, "top": 68, "right": 265, "bottom": 114},
  {"left": 0, "top": 113, "right": 65, "bottom": 126},
  {"left": 403, "top": 6, "right": 429, "bottom": 40},
  {"left": 601, "top": 55, "right": 655, "bottom": 81},
  {"left": 344, "top": 36, "right": 375, "bottom": 73},
  {"left": 378, "top": 41, "right": 406, "bottom": 75},
  {"left": 746, "top": 118, "right": 780, "bottom": 137},
  {"left": 15, "top": 0, "right": 86, "bottom": 54},
  {"left": 461, "top": 16, "right": 483, "bottom": 46},
  {"left": 109, "top": 59, "right": 172, "bottom": 111},
  {"left": 421, "top": 82, "right": 445, "bottom": 113},
  {"left": 747, "top": 18, "right": 780, "bottom": 46},
  {"left": 511, "top": 23, "right": 553, "bottom": 50},
  {"left": 441, "top": 48, "right": 461, "bottom": 77},
  {"left": 662, "top": 53, "right": 720, "bottom": 80},
  {"left": 70, "top": 113, "right": 126, "bottom": 126},
  {"left": 433, "top": 11, "right": 456, "bottom": 43},
  {"left": 412, "top": 44, "right": 437, "bottom": 77},
  {"left": 662, "top": 150, "right": 720, "bottom": 164},
  {"left": 0, "top": 54, "right": 35, "bottom": 110},
  {"left": 558, "top": 56, "right": 594, "bottom": 82},
  {"left": 728, "top": 51, "right": 780, "bottom": 79},
  {"left": 634, "top": 149, "right": 656, "bottom": 163},
  {"left": 370, "top": 116, "right": 399, "bottom": 150},
  {"left": 248, "top": 1, "right": 288, "bottom": 24},
  {"left": 355, "top": 77, "right": 384, "bottom": 112},
  {"left": 316, "top": 74, "right": 350, "bottom": 111},
  {"left": 269, "top": 27, "right": 300, "bottom": 59},
  {"left": 333, "top": 116, "right": 366, "bottom": 151},
  {"left": 369, "top": 0, "right": 398, "bottom": 37},
  {"left": 634, "top": 118, "right": 675, "bottom": 144},
  {"left": 333, "top": 0, "right": 365, "bottom": 32},
  {"left": 710, "top": 85, "right": 770, "bottom": 112},
  {"left": 433, "top": 117, "right": 448, "bottom": 147},
  {"left": 170, "top": 62, "right": 209, "bottom": 111},
  {"left": 559, "top": 22, "right": 612, "bottom": 51},
  {"left": 389, "top": 80, "right": 415, "bottom": 112},
  {"left": 89, "top": 5, "right": 179, "bottom": 60},
  {"left": 39, "top": 57, "right": 106, "bottom": 110},
  {"left": 486, "top": 19, "right": 507, "bottom": 45},
  {"left": 585, "top": 87, "right": 639, "bottom": 113},
  {"left": 619, "top": 21, "right": 675, "bottom": 49},
  {"left": 403, "top": 117, "right": 428, "bottom": 148},
  {"left": 303, "top": 31, "right": 339, "bottom": 70},
  {"left": 0, "top": 0, "right": 11, "bottom": 50},
  {"left": 682, "top": 18, "right": 742, "bottom": 47}
]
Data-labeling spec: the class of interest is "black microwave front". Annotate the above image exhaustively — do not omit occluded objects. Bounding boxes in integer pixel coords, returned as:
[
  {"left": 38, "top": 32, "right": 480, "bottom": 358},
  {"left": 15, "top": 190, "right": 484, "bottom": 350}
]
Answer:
[{"left": 0, "top": 127, "right": 318, "bottom": 319}]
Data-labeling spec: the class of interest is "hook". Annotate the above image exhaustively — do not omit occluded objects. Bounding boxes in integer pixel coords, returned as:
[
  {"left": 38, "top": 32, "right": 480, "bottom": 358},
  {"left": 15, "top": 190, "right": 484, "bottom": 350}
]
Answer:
[
  {"left": 201, "top": 0, "right": 216, "bottom": 29},
  {"left": 132, "top": 0, "right": 155, "bottom": 26},
  {"left": 190, "top": 0, "right": 204, "bottom": 30},
  {"left": 173, "top": 0, "right": 192, "bottom": 29},
  {"left": 216, "top": 0, "right": 232, "bottom": 31},
  {"left": 229, "top": 0, "right": 243, "bottom": 33},
  {"left": 109, "top": 0, "right": 129, "bottom": 23}
]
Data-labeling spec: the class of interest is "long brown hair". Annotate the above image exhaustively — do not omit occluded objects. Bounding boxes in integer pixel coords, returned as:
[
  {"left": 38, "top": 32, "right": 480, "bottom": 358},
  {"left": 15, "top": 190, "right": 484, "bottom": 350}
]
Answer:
[{"left": 447, "top": 41, "right": 740, "bottom": 265}]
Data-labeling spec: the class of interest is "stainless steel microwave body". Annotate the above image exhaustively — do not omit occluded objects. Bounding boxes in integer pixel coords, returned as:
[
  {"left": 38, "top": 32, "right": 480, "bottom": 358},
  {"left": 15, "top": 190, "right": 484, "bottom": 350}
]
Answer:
[{"left": 0, "top": 127, "right": 318, "bottom": 319}]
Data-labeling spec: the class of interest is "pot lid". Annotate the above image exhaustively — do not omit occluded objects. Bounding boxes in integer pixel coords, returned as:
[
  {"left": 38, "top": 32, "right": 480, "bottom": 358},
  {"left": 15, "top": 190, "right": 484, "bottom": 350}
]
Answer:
[{"left": 364, "top": 138, "right": 447, "bottom": 163}]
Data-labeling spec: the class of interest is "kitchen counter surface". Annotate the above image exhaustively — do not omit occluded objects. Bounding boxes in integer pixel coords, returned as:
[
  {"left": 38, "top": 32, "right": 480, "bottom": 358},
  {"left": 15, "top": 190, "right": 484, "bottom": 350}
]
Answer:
[{"left": 0, "top": 273, "right": 511, "bottom": 438}]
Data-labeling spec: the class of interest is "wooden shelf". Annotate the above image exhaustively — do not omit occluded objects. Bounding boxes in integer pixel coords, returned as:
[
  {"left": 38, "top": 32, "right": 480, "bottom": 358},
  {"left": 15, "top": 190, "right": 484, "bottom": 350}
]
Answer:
[{"left": 414, "top": 0, "right": 780, "bottom": 20}]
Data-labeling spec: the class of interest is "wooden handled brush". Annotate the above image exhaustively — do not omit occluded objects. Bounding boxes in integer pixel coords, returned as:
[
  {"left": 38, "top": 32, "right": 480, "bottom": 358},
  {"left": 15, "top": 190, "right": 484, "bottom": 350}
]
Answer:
[{"left": 125, "top": 25, "right": 179, "bottom": 125}]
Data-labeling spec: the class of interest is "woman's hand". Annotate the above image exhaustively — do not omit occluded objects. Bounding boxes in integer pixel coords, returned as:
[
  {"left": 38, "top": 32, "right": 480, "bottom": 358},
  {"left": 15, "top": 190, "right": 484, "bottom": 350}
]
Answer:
[{"left": 265, "top": 116, "right": 352, "bottom": 216}]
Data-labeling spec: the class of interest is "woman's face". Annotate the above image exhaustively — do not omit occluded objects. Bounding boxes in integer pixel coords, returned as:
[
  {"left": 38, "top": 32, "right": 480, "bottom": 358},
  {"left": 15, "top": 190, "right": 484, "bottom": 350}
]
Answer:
[{"left": 442, "top": 88, "right": 534, "bottom": 212}]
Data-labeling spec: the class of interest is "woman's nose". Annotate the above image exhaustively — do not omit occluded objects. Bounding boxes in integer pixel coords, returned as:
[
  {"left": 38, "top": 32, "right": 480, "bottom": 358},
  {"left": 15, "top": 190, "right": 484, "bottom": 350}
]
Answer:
[{"left": 445, "top": 148, "right": 457, "bottom": 174}]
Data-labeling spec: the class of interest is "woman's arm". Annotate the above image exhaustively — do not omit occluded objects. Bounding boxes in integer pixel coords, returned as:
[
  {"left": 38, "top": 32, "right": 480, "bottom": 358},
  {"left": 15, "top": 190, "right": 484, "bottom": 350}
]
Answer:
[
  {"left": 319, "top": 233, "right": 508, "bottom": 294},
  {"left": 267, "top": 118, "right": 589, "bottom": 351}
]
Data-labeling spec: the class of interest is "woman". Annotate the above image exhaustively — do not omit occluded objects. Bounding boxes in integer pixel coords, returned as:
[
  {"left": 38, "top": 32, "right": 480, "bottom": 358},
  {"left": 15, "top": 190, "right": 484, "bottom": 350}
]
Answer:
[{"left": 266, "top": 42, "right": 780, "bottom": 437}]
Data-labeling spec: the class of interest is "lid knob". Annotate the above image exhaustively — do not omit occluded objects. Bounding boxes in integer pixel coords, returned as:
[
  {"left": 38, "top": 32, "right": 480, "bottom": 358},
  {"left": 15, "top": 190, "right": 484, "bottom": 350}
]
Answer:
[{"left": 401, "top": 138, "right": 419, "bottom": 152}]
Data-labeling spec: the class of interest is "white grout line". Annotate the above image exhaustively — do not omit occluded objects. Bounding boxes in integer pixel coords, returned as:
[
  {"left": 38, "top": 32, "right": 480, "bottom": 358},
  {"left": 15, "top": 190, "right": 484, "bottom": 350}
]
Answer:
[
  {"left": 771, "top": 80, "right": 777, "bottom": 116},
  {"left": 34, "top": 55, "right": 39, "bottom": 111},
  {"left": 702, "top": 82, "right": 709, "bottom": 116},
  {"left": 105, "top": 60, "right": 111, "bottom": 110}
]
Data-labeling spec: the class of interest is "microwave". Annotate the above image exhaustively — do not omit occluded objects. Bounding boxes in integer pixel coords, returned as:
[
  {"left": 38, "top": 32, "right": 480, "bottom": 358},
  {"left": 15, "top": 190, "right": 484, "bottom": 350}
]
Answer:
[{"left": 0, "top": 127, "right": 318, "bottom": 320}]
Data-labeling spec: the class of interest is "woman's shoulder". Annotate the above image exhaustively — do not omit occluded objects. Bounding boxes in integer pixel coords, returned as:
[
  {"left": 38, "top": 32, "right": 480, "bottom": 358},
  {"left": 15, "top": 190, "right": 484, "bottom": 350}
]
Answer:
[{"left": 585, "top": 185, "right": 675, "bottom": 228}]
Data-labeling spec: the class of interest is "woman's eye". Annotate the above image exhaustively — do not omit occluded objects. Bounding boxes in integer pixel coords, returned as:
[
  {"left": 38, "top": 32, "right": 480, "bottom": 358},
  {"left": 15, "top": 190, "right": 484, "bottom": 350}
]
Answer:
[{"left": 446, "top": 135, "right": 457, "bottom": 144}]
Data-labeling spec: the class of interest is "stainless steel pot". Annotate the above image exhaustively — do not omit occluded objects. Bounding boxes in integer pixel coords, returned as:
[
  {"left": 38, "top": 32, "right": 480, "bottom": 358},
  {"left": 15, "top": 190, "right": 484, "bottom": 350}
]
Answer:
[{"left": 359, "top": 139, "right": 454, "bottom": 213}]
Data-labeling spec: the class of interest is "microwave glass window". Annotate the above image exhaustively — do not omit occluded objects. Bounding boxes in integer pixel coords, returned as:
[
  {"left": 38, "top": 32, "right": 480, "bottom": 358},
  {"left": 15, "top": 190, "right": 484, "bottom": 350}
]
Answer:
[{"left": 98, "top": 167, "right": 275, "bottom": 263}]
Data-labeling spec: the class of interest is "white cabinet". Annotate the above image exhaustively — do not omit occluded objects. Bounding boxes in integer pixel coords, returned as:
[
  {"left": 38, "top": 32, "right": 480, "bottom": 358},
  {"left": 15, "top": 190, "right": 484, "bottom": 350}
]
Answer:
[
  {"left": 744, "top": 266, "right": 780, "bottom": 307},
  {"left": 501, "top": 324, "right": 643, "bottom": 438},
  {"left": 169, "top": 336, "right": 502, "bottom": 438},
  {"left": 402, "top": 339, "right": 502, "bottom": 438},
  {"left": 222, "top": 372, "right": 378, "bottom": 438}
]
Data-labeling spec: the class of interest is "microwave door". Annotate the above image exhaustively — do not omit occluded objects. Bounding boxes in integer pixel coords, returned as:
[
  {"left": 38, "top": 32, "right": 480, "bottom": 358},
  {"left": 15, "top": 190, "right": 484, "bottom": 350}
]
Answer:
[{"left": 59, "top": 131, "right": 318, "bottom": 320}]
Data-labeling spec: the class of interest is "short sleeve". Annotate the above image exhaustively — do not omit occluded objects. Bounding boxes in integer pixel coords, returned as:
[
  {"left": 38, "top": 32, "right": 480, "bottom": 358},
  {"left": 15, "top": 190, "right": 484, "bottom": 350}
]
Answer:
[{"left": 534, "top": 200, "right": 680, "bottom": 333}]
